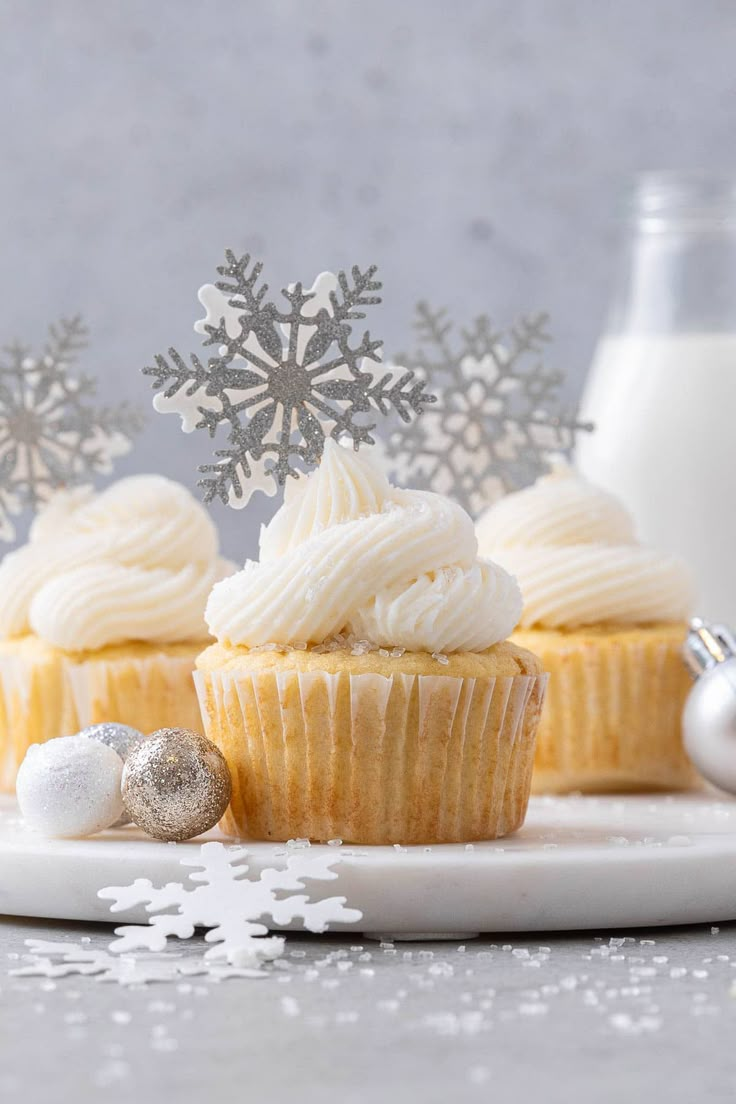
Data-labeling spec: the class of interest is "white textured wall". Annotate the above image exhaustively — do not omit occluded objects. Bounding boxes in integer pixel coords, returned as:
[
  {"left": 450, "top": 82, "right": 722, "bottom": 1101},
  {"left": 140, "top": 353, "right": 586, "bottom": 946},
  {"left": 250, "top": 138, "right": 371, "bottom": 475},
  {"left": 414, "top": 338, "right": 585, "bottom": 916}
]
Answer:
[{"left": 1, "top": 0, "right": 734, "bottom": 556}]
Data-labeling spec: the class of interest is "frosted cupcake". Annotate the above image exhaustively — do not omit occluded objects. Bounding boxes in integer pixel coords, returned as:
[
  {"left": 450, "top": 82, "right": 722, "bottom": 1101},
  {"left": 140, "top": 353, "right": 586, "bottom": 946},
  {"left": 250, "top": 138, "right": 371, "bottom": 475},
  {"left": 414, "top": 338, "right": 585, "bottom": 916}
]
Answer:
[
  {"left": 0, "top": 475, "right": 229, "bottom": 790},
  {"left": 476, "top": 465, "right": 696, "bottom": 793},
  {"left": 194, "top": 441, "right": 546, "bottom": 845}
]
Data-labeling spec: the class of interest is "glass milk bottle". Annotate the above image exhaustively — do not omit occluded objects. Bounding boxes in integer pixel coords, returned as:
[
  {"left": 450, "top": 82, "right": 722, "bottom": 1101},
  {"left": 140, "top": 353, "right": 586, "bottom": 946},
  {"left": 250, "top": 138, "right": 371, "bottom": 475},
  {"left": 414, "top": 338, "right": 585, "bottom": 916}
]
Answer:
[{"left": 577, "top": 172, "right": 736, "bottom": 623}]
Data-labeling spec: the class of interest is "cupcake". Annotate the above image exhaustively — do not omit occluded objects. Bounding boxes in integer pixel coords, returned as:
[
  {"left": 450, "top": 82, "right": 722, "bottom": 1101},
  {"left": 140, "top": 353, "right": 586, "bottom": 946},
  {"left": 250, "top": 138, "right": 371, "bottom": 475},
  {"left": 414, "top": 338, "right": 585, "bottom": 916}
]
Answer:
[
  {"left": 476, "top": 464, "right": 697, "bottom": 793},
  {"left": 194, "top": 441, "right": 546, "bottom": 845},
  {"left": 0, "top": 475, "right": 230, "bottom": 790}
]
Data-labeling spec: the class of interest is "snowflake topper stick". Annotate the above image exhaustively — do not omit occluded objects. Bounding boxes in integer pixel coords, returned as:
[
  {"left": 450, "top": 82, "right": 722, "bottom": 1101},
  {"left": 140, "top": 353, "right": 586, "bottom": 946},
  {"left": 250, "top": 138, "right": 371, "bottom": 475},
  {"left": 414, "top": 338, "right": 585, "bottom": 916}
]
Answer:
[
  {"left": 0, "top": 316, "right": 144, "bottom": 542},
  {"left": 143, "top": 253, "right": 436, "bottom": 509},
  {"left": 384, "top": 302, "right": 593, "bottom": 517}
]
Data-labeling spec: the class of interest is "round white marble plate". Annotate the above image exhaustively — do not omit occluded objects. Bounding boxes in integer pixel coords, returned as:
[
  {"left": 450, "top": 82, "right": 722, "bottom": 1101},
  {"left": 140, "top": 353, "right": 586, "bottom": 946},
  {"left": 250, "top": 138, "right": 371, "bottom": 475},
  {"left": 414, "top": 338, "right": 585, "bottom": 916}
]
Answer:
[{"left": 2, "top": 793, "right": 736, "bottom": 934}]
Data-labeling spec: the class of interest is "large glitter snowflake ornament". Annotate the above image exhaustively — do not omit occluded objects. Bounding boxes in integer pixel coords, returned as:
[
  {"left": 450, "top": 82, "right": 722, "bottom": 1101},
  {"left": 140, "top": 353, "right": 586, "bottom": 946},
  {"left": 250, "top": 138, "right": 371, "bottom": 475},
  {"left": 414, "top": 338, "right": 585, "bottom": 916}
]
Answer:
[
  {"left": 0, "top": 317, "right": 143, "bottom": 541},
  {"left": 98, "top": 841, "right": 362, "bottom": 967},
  {"left": 385, "top": 303, "right": 592, "bottom": 516},
  {"left": 144, "top": 253, "right": 435, "bottom": 507}
]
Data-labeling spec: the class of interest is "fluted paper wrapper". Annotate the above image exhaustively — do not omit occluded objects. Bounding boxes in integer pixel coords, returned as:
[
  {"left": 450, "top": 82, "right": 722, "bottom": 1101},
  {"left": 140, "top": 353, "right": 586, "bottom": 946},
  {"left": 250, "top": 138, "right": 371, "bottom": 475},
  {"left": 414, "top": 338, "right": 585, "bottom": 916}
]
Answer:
[
  {"left": 0, "top": 647, "right": 203, "bottom": 791},
  {"left": 194, "top": 667, "right": 547, "bottom": 845},
  {"left": 522, "top": 630, "right": 698, "bottom": 794}
]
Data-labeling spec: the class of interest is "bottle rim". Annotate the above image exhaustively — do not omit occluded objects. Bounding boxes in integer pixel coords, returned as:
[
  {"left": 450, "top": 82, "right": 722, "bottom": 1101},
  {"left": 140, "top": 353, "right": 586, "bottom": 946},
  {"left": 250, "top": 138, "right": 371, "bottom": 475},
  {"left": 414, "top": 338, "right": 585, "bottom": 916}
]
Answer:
[{"left": 628, "top": 170, "right": 736, "bottom": 230}]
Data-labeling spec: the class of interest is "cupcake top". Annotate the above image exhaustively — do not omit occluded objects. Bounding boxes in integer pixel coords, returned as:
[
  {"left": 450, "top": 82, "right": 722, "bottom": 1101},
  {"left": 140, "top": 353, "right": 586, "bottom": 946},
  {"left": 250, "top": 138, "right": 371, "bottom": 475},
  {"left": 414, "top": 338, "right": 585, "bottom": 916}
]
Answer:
[
  {"left": 206, "top": 440, "right": 522, "bottom": 653},
  {"left": 0, "top": 475, "right": 230, "bottom": 650},
  {"left": 476, "top": 464, "right": 694, "bottom": 629}
]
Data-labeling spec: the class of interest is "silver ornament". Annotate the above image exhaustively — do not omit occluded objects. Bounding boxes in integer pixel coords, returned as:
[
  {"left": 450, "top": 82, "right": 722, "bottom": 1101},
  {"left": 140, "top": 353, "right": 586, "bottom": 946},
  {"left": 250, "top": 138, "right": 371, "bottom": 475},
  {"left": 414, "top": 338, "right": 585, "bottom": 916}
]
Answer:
[
  {"left": 682, "top": 618, "right": 736, "bottom": 793},
  {"left": 121, "top": 728, "right": 232, "bottom": 842},
  {"left": 79, "top": 722, "right": 146, "bottom": 827}
]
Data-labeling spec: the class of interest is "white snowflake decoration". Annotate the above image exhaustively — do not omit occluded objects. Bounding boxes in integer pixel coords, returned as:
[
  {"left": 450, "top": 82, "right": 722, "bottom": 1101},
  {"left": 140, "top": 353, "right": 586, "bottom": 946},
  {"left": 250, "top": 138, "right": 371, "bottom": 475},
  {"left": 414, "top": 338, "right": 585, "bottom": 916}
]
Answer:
[
  {"left": 97, "top": 841, "right": 362, "bottom": 967},
  {"left": 0, "top": 317, "right": 143, "bottom": 541},
  {"left": 385, "top": 303, "right": 592, "bottom": 516},
  {"left": 143, "top": 252, "right": 435, "bottom": 508},
  {"left": 11, "top": 940, "right": 268, "bottom": 986}
]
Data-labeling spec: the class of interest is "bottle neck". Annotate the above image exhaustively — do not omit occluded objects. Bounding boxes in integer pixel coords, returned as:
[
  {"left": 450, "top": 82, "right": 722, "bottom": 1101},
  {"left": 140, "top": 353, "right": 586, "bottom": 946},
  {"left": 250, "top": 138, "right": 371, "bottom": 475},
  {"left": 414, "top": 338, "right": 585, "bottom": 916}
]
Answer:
[
  {"left": 605, "top": 173, "right": 736, "bottom": 337},
  {"left": 630, "top": 171, "right": 736, "bottom": 232}
]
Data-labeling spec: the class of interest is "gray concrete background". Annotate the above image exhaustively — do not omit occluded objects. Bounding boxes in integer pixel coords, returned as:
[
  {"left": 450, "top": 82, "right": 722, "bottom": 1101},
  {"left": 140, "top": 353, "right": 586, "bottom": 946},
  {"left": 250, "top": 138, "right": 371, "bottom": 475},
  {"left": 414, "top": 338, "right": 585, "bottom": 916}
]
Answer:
[
  {"left": 1, "top": 0, "right": 734, "bottom": 557},
  {"left": 2, "top": 917, "right": 736, "bottom": 1104}
]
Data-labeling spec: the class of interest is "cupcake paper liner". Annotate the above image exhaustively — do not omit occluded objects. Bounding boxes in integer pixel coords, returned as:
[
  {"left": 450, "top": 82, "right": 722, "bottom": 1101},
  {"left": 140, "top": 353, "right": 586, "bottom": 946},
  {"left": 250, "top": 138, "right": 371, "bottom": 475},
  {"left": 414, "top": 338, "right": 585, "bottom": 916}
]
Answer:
[
  {"left": 0, "top": 647, "right": 203, "bottom": 791},
  {"left": 194, "top": 666, "right": 547, "bottom": 845},
  {"left": 514, "top": 628, "right": 698, "bottom": 794}
]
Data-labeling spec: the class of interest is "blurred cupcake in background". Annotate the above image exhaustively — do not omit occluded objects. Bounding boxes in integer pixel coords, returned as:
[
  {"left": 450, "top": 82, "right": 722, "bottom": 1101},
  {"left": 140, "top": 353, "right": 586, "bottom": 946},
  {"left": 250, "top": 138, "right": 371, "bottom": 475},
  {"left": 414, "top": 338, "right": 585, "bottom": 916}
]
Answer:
[
  {"left": 476, "top": 463, "right": 697, "bottom": 794},
  {"left": 195, "top": 441, "right": 547, "bottom": 845},
  {"left": 0, "top": 475, "right": 231, "bottom": 790}
]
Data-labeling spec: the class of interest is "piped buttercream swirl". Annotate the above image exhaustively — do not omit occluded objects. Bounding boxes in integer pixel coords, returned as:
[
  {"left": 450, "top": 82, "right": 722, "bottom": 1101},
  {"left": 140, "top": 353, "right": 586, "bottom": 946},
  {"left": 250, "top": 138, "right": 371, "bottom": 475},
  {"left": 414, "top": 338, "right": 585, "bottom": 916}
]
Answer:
[
  {"left": 476, "top": 465, "right": 694, "bottom": 629},
  {"left": 0, "top": 476, "right": 229, "bottom": 649},
  {"left": 206, "top": 441, "right": 522, "bottom": 652}
]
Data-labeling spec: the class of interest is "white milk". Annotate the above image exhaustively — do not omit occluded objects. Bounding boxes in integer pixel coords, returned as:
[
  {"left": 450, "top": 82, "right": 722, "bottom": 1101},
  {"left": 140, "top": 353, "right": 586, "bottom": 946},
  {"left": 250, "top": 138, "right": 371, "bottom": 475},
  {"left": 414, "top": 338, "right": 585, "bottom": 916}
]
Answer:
[{"left": 576, "top": 334, "right": 736, "bottom": 623}]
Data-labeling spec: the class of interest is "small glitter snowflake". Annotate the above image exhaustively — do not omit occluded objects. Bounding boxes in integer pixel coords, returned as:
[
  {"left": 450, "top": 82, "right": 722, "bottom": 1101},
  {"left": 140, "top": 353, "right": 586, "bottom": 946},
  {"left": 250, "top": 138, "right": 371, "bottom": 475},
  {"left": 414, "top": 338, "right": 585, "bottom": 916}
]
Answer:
[
  {"left": 0, "top": 317, "right": 144, "bottom": 541},
  {"left": 143, "top": 252, "right": 435, "bottom": 507},
  {"left": 385, "top": 303, "right": 592, "bottom": 516}
]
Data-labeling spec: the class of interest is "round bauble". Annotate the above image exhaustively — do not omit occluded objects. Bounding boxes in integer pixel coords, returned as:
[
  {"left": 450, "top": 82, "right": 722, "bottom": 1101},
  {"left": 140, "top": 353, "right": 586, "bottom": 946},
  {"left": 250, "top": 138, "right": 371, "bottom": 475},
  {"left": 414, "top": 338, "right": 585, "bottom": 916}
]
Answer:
[
  {"left": 17, "top": 734, "right": 124, "bottom": 838},
  {"left": 78, "top": 721, "right": 145, "bottom": 762},
  {"left": 683, "top": 662, "right": 736, "bottom": 794},
  {"left": 78, "top": 722, "right": 146, "bottom": 826},
  {"left": 121, "top": 727, "right": 232, "bottom": 842}
]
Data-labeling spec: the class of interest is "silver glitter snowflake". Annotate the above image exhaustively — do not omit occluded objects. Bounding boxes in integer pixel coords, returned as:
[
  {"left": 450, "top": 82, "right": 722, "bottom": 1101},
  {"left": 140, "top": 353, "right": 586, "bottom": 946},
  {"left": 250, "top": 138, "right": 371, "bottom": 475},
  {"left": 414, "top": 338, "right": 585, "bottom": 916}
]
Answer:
[
  {"left": 384, "top": 303, "right": 593, "bottom": 516},
  {"left": 143, "top": 252, "right": 435, "bottom": 508},
  {"left": 0, "top": 317, "right": 144, "bottom": 542}
]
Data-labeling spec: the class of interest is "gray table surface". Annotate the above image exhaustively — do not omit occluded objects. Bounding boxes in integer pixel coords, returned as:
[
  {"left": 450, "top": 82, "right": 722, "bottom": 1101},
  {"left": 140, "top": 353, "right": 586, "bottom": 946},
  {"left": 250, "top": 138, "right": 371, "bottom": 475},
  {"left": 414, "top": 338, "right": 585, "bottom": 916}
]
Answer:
[{"left": 2, "top": 915, "right": 734, "bottom": 1104}]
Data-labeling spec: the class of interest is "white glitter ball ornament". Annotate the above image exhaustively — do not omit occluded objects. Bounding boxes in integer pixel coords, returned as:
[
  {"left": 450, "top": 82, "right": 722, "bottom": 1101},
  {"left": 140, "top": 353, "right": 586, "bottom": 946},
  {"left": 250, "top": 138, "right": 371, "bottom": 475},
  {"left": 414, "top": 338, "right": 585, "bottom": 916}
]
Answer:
[{"left": 16, "top": 735, "right": 124, "bottom": 838}]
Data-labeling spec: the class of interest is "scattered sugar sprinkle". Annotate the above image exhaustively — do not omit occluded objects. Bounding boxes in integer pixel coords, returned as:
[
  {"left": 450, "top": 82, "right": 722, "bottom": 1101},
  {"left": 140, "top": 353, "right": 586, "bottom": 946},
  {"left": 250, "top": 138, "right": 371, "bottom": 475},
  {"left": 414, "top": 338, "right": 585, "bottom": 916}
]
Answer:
[{"left": 280, "top": 996, "right": 300, "bottom": 1017}]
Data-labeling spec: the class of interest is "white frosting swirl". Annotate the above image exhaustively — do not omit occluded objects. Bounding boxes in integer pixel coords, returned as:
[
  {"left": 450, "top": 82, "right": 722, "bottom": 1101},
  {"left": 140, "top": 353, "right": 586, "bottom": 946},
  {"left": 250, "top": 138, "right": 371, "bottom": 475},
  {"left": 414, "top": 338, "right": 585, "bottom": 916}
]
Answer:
[
  {"left": 0, "top": 476, "right": 229, "bottom": 649},
  {"left": 206, "top": 441, "right": 521, "bottom": 652},
  {"left": 476, "top": 466, "right": 694, "bottom": 629}
]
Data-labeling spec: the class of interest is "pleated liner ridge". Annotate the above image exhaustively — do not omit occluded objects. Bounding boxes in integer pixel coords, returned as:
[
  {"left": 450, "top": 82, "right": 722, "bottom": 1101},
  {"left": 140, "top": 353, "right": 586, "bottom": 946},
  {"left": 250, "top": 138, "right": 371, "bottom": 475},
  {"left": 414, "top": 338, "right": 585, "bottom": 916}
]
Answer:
[
  {"left": 515, "top": 629, "right": 698, "bottom": 794},
  {"left": 194, "top": 667, "right": 548, "bottom": 845},
  {"left": 0, "top": 647, "right": 203, "bottom": 791}
]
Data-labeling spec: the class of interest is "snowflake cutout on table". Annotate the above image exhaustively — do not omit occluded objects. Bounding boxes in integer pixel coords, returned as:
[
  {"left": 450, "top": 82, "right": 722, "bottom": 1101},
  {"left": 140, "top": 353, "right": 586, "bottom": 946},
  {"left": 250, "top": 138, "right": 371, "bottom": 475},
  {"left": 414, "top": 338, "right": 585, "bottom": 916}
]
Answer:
[
  {"left": 97, "top": 841, "right": 362, "bottom": 968},
  {"left": 384, "top": 303, "right": 593, "bottom": 516},
  {"left": 143, "top": 252, "right": 435, "bottom": 507},
  {"left": 0, "top": 317, "right": 144, "bottom": 542},
  {"left": 11, "top": 940, "right": 268, "bottom": 986}
]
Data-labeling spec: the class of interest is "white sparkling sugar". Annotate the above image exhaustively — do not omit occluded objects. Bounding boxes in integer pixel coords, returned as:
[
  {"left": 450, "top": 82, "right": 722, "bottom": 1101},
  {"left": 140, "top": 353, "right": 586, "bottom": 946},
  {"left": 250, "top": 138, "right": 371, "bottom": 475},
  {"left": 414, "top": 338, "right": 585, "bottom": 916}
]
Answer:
[{"left": 16, "top": 734, "right": 124, "bottom": 838}]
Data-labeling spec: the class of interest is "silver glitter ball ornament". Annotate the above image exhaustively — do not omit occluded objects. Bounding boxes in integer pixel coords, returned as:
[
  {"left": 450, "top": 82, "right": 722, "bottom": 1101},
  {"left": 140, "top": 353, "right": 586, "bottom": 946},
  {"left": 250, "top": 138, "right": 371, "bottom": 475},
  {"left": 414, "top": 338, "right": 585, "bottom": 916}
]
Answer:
[
  {"left": 79, "top": 722, "right": 146, "bottom": 826},
  {"left": 682, "top": 619, "right": 736, "bottom": 794},
  {"left": 79, "top": 722, "right": 145, "bottom": 762},
  {"left": 121, "top": 728, "right": 232, "bottom": 842}
]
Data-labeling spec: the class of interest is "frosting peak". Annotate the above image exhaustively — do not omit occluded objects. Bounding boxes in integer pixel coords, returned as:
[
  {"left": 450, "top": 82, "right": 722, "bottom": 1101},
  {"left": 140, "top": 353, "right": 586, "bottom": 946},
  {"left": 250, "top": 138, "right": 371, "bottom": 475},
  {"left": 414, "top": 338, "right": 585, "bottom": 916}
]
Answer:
[
  {"left": 206, "top": 441, "right": 522, "bottom": 652},
  {"left": 0, "top": 475, "right": 228, "bottom": 649},
  {"left": 476, "top": 466, "right": 694, "bottom": 629}
]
